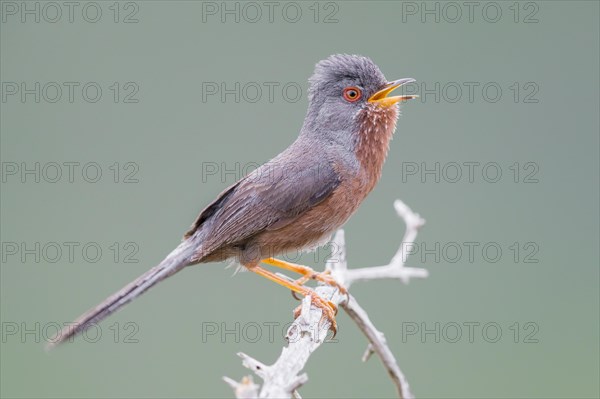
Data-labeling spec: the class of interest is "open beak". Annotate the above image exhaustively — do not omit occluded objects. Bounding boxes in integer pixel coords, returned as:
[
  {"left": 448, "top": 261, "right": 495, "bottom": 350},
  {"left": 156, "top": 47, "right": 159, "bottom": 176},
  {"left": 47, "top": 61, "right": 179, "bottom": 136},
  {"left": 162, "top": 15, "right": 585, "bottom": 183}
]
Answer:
[{"left": 368, "top": 78, "right": 418, "bottom": 107}]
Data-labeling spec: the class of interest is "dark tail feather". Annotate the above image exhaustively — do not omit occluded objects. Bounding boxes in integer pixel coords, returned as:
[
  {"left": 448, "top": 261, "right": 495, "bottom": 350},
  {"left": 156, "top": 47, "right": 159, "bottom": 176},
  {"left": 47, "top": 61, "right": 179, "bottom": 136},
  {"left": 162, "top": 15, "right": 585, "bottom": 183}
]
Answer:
[{"left": 46, "top": 239, "right": 198, "bottom": 350}]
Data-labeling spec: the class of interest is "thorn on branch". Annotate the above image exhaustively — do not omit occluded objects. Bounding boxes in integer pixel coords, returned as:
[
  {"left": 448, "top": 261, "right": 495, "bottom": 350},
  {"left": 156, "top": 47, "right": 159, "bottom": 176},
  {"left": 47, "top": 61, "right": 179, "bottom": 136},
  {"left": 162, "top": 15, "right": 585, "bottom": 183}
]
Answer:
[{"left": 223, "top": 375, "right": 259, "bottom": 399}]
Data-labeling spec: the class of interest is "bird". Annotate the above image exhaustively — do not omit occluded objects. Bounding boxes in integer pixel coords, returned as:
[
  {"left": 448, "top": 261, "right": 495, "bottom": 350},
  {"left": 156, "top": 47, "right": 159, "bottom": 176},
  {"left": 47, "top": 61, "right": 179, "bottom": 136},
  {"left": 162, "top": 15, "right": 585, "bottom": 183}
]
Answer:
[{"left": 48, "top": 54, "right": 417, "bottom": 348}]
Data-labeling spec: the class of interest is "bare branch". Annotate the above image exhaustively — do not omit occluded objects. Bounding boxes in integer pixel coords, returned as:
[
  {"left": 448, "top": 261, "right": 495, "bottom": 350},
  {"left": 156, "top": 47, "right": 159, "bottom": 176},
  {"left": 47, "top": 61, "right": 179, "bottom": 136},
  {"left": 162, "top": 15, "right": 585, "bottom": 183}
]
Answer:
[
  {"left": 342, "top": 296, "right": 414, "bottom": 399},
  {"left": 226, "top": 200, "right": 427, "bottom": 398},
  {"left": 223, "top": 376, "right": 260, "bottom": 399},
  {"left": 342, "top": 200, "right": 428, "bottom": 288}
]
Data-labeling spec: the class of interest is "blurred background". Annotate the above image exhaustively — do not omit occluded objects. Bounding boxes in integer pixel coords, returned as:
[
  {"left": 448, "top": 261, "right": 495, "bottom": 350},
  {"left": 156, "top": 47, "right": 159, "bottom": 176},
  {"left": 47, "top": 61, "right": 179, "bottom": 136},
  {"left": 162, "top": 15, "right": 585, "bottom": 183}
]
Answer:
[{"left": 1, "top": 1, "right": 598, "bottom": 398}]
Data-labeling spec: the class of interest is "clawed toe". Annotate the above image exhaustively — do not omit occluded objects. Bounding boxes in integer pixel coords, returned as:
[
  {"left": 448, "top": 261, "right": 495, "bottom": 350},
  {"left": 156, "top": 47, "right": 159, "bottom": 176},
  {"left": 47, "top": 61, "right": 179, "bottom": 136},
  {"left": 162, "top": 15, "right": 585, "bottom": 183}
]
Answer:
[
  {"left": 254, "top": 258, "right": 342, "bottom": 337},
  {"left": 292, "top": 293, "right": 337, "bottom": 337},
  {"left": 313, "top": 271, "right": 347, "bottom": 295}
]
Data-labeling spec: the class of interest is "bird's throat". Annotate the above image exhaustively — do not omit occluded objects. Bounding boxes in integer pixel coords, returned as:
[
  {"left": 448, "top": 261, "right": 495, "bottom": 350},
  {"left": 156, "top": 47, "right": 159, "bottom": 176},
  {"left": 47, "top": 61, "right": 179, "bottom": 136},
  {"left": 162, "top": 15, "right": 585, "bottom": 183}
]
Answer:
[{"left": 354, "top": 105, "right": 399, "bottom": 191}]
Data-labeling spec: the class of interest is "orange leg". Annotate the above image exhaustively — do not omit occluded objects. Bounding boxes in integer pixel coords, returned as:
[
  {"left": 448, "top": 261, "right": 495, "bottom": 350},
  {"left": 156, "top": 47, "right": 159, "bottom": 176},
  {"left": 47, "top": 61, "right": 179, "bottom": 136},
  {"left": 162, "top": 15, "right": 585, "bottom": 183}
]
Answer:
[
  {"left": 247, "top": 264, "right": 337, "bottom": 335},
  {"left": 262, "top": 257, "right": 347, "bottom": 294},
  {"left": 289, "top": 275, "right": 311, "bottom": 301}
]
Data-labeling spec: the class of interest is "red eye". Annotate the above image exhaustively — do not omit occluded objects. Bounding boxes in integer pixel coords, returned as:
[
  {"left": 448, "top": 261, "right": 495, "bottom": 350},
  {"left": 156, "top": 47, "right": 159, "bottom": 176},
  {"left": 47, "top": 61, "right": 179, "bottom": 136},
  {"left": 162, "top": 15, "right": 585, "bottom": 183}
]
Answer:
[{"left": 343, "top": 86, "right": 362, "bottom": 102}]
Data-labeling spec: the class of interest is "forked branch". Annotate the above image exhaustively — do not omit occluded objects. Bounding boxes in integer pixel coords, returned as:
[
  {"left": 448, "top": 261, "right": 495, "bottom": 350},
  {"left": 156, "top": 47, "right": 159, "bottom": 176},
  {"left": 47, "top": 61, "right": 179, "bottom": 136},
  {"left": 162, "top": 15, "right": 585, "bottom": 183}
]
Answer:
[{"left": 225, "top": 200, "right": 428, "bottom": 398}]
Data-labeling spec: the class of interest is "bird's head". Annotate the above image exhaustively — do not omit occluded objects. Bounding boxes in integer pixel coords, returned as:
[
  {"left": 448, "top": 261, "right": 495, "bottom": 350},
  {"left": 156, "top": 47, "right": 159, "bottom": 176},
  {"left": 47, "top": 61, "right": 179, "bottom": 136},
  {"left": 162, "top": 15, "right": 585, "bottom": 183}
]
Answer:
[{"left": 303, "top": 54, "right": 416, "bottom": 145}]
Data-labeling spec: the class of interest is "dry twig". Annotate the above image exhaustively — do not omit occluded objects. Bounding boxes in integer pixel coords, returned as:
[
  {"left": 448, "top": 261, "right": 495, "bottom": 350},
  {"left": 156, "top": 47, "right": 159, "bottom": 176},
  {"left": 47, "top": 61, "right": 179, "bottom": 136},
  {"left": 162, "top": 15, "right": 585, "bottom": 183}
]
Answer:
[{"left": 225, "top": 200, "right": 428, "bottom": 398}]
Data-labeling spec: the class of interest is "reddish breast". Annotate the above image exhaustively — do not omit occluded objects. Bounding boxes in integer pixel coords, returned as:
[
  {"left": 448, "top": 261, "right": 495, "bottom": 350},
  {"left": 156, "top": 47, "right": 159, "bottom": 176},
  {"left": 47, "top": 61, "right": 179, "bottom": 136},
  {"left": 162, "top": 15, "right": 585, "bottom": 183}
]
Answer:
[
  {"left": 354, "top": 103, "right": 399, "bottom": 194},
  {"left": 256, "top": 104, "right": 400, "bottom": 256}
]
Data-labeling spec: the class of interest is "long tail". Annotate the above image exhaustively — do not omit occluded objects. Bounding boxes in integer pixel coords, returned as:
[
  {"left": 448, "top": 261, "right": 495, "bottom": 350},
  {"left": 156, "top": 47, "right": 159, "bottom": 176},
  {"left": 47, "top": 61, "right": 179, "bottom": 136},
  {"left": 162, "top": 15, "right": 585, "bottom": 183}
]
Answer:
[{"left": 46, "top": 239, "right": 198, "bottom": 350}]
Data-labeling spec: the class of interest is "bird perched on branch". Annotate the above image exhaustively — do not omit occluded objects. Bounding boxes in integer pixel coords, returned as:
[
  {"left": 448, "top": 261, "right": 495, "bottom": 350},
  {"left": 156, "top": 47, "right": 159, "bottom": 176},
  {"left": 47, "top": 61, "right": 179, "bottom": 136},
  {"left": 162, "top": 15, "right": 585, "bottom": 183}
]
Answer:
[{"left": 48, "top": 54, "right": 416, "bottom": 348}]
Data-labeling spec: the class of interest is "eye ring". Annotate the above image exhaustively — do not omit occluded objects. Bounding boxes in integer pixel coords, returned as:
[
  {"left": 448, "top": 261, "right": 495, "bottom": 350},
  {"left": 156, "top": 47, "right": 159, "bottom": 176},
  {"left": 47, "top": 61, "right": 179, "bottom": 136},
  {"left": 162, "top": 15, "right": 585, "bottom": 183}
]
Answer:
[{"left": 343, "top": 86, "right": 362, "bottom": 102}]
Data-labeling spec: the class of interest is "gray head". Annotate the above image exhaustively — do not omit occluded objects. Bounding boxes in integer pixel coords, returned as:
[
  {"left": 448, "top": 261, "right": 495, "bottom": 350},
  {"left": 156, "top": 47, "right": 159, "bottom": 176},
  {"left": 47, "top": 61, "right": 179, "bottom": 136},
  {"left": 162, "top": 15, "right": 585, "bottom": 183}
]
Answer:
[{"left": 301, "top": 54, "right": 416, "bottom": 141}]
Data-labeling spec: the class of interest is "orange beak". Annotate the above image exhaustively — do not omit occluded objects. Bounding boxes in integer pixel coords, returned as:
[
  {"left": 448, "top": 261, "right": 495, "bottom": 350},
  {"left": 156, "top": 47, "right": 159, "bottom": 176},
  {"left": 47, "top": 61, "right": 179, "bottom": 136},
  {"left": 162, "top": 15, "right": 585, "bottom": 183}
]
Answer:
[{"left": 368, "top": 78, "right": 418, "bottom": 107}]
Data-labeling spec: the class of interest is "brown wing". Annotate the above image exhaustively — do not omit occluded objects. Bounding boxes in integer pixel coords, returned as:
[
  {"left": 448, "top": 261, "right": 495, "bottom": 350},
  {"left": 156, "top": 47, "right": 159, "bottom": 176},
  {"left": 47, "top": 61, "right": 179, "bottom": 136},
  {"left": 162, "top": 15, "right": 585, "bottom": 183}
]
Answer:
[
  {"left": 184, "top": 158, "right": 341, "bottom": 254},
  {"left": 183, "top": 183, "right": 239, "bottom": 240}
]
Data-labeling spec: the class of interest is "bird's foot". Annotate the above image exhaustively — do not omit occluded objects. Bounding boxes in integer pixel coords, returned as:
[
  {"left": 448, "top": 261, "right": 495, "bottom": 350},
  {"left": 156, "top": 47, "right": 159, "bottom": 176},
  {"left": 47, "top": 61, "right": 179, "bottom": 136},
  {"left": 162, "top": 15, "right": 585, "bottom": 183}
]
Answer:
[
  {"left": 293, "top": 293, "right": 338, "bottom": 338},
  {"left": 290, "top": 271, "right": 348, "bottom": 306},
  {"left": 311, "top": 269, "right": 348, "bottom": 295},
  {"left": 246, "top": 264, "right": 338, "bottom": 336},
  {"left": 263, "top": 257, "right": 347, "bottom": 295}
]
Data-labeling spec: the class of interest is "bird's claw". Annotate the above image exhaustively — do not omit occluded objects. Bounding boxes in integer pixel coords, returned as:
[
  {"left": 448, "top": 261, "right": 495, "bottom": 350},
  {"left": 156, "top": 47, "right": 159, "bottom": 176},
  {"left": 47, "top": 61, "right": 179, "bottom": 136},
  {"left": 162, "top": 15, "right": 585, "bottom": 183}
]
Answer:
[
  {"left": 290, "top": 270, "right": 347, "bottom": 299},
  {"left": 312, "top": 270, "right": 348, "bottom": 295},
  {"left": 292, "top": 293, "right": 338, "bottom": 338}
]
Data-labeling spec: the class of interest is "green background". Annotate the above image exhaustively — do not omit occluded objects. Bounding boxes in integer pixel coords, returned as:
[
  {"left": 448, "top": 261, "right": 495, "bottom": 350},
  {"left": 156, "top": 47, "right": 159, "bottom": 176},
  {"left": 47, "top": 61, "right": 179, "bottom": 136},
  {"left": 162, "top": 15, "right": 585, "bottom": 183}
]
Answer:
[{"left": 1, "top": 1, "right": 598, "bottom": 398}]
